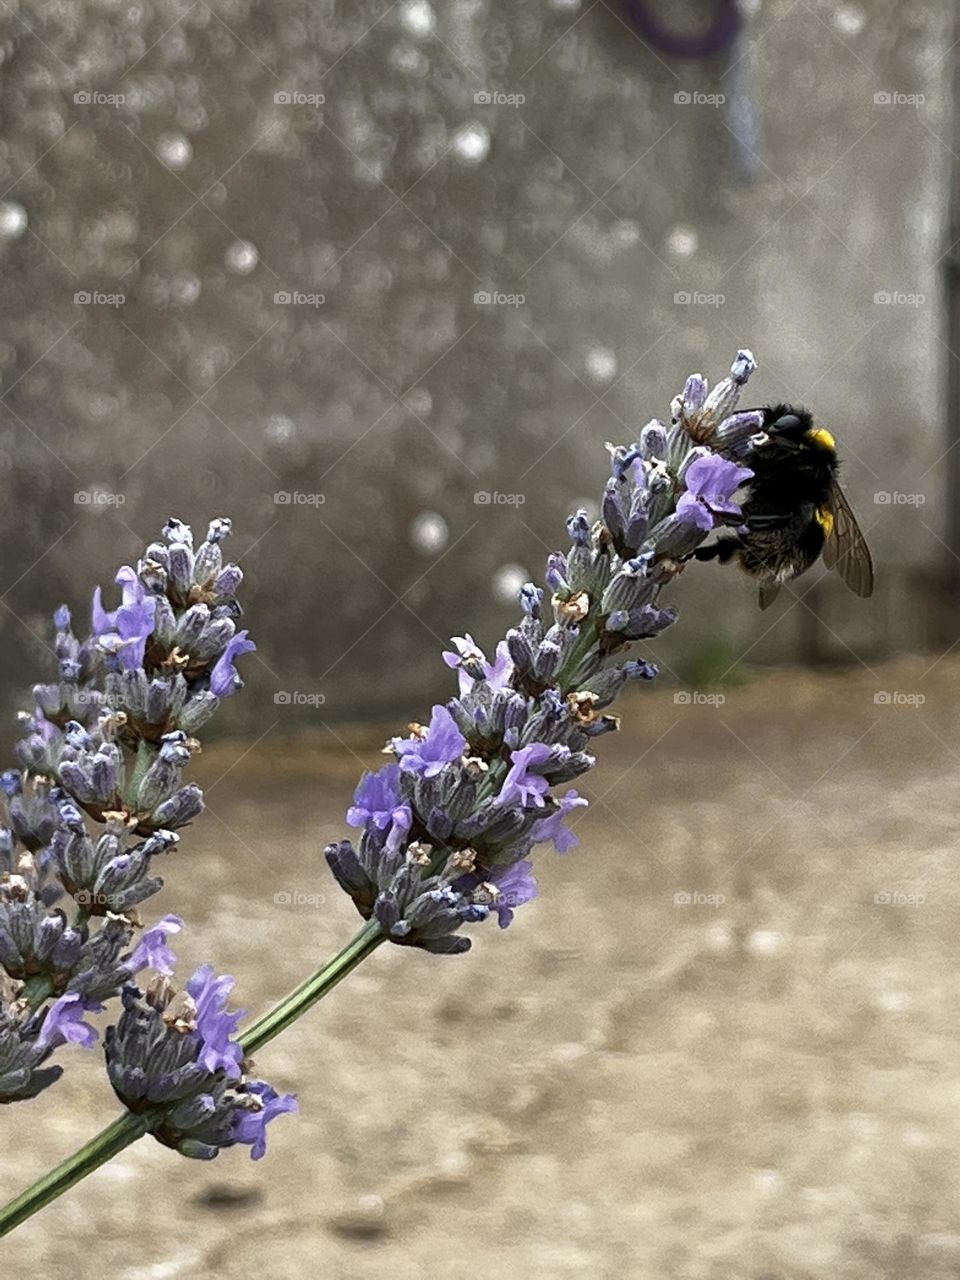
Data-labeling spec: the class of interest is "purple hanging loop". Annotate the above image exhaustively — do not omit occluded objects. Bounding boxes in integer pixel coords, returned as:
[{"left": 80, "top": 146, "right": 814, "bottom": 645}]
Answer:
[{"left": 623, "top": 0, "right": 742, "bottom": 59}]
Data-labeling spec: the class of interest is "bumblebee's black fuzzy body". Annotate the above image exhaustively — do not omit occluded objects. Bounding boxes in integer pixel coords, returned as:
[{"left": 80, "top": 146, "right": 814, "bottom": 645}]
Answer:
[{"left": 695, "top": 404, "right": 873, "bottom": 608}]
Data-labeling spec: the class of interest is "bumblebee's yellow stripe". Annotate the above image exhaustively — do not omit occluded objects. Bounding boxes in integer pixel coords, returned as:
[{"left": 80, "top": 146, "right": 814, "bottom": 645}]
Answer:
[
  {"left": 808, "top": 427, "right": 836, "bottom": 451},
  {"left": 815, "top": 506, "right": 834, "bottom": 537}
]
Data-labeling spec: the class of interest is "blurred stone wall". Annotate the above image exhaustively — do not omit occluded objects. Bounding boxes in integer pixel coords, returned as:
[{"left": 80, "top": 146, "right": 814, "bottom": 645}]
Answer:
[{"left": 0, "top": 0, "right": 953, "bottom": 734}]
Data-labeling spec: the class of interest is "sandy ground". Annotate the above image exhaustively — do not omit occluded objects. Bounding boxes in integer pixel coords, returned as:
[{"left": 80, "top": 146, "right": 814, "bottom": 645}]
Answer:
[{"left": 5, "top": 658, "right": 960, "bottom": 1279}]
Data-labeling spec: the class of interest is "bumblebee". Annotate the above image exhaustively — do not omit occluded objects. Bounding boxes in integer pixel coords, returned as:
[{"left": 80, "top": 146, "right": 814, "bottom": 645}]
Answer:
[{"left": 695, "top": 404, "right": 874, "bottom": 609}]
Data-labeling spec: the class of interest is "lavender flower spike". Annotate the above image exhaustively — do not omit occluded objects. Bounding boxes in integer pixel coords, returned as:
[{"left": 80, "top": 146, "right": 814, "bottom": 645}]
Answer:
[
  {"left": 0, "top": 514, "right": 255, "bottom": 1110},
  {"left": 326, "top": 351, "right": 763, "bottom": 950}
]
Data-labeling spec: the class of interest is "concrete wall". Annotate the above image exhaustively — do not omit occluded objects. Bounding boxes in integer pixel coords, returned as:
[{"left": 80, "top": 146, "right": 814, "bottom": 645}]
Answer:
[{"left": 0, "top": 0, "right": 953, "bottom": 733}]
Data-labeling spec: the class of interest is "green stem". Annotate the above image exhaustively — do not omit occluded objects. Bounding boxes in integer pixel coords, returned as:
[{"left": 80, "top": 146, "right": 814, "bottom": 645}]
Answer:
[
  {"left": 123, "top": 739, "right": 157, "bottom": 811},
  {"left": 558, "top": 616, "right": 600, "bottom": 693},
  {"left": 19, "top": 975, "right": 53, "bottom": 1012},
  {"left": 0, "top": 920, "right": 384, "bottom": 1236},
  {"left": 241, "top": 919, "right": 383, "bottom": 1055},
  {"left": 0, "top": 1112, "right": 151, "bottom": 1237}
]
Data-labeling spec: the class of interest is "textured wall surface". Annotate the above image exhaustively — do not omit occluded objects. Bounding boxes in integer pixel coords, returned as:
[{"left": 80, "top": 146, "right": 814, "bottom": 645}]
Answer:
[{"left": 0, "top": 0, "right": 953, "bottom": 737}]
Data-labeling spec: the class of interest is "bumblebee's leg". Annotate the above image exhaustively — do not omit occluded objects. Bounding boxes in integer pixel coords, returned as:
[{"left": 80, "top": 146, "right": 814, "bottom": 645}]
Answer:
[{"left": 693, "top": 539, "right": 741, "bottom": 564}]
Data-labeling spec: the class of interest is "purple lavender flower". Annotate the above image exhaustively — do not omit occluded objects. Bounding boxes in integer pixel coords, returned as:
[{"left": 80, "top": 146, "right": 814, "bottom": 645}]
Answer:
[
  {"left": 126, "top": 914, "right": 183, "bottom": 977},
  {"left": 186, "top": 965, "right": 245, "bottom": 1080},
  {"left": 443, "top": 635, "right": 513, "bottom": 696},
  {"left": 392, "top": 705, "right": 466, "bottom": 777},
  {"left": 497, "top": 743, "right": 553, "bottom": 808},
  {"left": 232, "top": 1081, "right": 299, "bottom": 1160},
  {"left": 105, "top": 960, "right": 296, "bottom": 1162},
  {"left": 530, "top": 789, "right": 589, "bottom": 853},
  {"left": 93, "top": 566, "right": 157, "bottom": 671},
  {"left": 209, "top": 630, "right": 256, "bottom": 697},
  {"left": 676, "top": 455, "right": 753, "bottom": 531},
  {"left": 490, "top": 861, "right": 538, "bottom": 928},
  {"left": 37, "top": 993, "right": 103, "bottom": 1051},
  {"left": 384, "top": 803, "right": 413, "bottom": 856},
  {"left": 347, "top": 764, "right": 403, "bottom": 830}
]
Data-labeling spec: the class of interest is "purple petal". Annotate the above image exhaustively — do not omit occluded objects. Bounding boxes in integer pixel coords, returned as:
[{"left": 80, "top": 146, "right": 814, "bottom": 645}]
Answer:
[
  {"left": 232, "top": 1081, "right": 299, "bottom": 1160},
  {"left": 127, "top": 914, "right": 183, "bottom": 977},
  {"left": 37, "top": 993, "right": 103, "bottom": 1051},
  {"left": 210, "top": 630, "right": 256, "bottom": 698}
]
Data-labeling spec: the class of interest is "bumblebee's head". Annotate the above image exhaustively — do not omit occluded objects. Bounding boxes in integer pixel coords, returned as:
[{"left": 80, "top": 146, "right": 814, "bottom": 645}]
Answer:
[{"left": 762, "top": 404, "right": 836, "bottom": 454}]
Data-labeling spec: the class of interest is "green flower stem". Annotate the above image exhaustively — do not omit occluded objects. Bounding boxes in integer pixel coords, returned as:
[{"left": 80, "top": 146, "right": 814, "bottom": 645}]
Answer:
[
  {"left": 0, "top": 919, "right": 384, "bottom": 1237},
  {"left": 0, "top": 1112, "right": 152, "bottom": 1237},
  {"left": 558, "top": 616, "right": 600, "bottom": 693},
  {"left": 19, "top": 975, "right": 54, "bottom": 1012},
  {"left": 240, "top": 919, "right": 383, "bottom": 1055},
  {"left": 123, "top": 739, "right": 157, "bottom": 811}
]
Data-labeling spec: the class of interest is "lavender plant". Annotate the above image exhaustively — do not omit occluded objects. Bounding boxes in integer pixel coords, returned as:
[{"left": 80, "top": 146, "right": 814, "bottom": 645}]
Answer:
[
  {"left": 0, "top": 517, "right": 293, "bottom": 1160},
  {"left": 0, "top": 350, "right": 763, "bottom": 1234}
]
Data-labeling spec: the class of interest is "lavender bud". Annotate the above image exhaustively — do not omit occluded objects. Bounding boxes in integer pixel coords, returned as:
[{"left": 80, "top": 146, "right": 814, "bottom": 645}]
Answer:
[
  {"left": 544, "top": 553, "right": 569, "bottom": 595},
  {"left": 193, "top": 519, "right": 231, "bottom": 585},
  {"left": 213, "top": 565, "right": 243, "bottom": 599},
  {"left": 178, "top": 693, "right": 220, "bottom": 734},
  {"left": 639, "top": 420, "right": 669, "bottom": 461},
  {"left": 506, "top": 629, "right": 534, "bottom": 676},
  {"left": 174, "top": 605, "right": 210, "bottom": 650},
  {"left": 162, "top": 518, "right": 194, "bottom": 549},
  {"left": 533, "top": 640, "right": 562, "bottom": 684},
  {"left": 150, "top": 784, "right": 204, "bottom": 829},
  {"left": 683, "top": 374, "right": 708, "bottom": 415},
  {"left": 152, "top": 596, "right": 178, "bottom": 645},
  {"left": 167, "top": 544, "right": 194, "bottom": 598},
  {"left": 519, "top": 584, "right": 542, "bottom": 618},
  {"left": 566, "top": 511, "right": 591, "bottom": 546}
]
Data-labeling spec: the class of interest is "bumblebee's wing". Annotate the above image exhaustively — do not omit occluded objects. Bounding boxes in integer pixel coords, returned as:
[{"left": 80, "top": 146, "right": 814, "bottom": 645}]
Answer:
[
  {"left": 758, "top": 582, "right": 781, "bottom": 611},
  {"left": 822, "top": 481, "right": 874, "bottom": 598}
]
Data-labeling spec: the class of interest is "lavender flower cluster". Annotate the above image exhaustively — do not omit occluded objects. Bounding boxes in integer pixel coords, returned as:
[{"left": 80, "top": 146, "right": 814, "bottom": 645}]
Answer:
[
  {"left": 0, "top": 351, "right": 761, "bottom": 1175},
  {"left": 0, "top": 518, "right": 294, "bottom": 1159},
  {"left": 327, "top": 352, "right": 762, "bottom": 951}
]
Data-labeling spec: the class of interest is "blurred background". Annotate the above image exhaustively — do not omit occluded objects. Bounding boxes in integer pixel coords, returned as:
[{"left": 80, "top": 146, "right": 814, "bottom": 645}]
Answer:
[{"left": 4, "top": 1, "right": 960, "bottom": 1277}]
